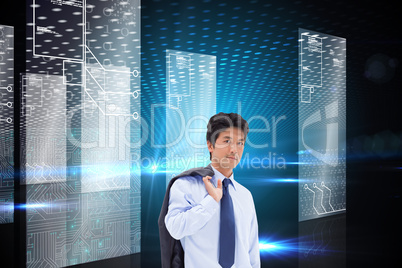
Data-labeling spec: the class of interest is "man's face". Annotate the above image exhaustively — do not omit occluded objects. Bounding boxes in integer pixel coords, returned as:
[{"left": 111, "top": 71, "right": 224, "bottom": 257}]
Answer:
[{"left": 207, "top": 127, "right": 245, "bottom": 170}]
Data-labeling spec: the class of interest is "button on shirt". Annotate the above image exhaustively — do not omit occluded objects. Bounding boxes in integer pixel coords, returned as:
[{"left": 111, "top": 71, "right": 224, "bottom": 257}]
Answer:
[{"left": 165, "top": 165, "right": 260, "bottom": 268}]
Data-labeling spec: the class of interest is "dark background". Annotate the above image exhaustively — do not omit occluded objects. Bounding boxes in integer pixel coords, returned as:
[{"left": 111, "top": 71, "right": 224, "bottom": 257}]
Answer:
[{"left": 1, "top": 0, "right": 401, "bottom": 267}]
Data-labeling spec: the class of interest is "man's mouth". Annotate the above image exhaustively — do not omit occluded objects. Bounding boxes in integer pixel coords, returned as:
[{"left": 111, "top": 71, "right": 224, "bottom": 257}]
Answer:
[{"left": 227, "top": 156, "right": 236, "bottom": 160}]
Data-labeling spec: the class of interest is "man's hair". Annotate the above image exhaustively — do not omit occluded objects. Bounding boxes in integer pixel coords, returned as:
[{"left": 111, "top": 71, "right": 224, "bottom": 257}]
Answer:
[{"left": 206, "top": 112, "right": 249, "bottom": 160}]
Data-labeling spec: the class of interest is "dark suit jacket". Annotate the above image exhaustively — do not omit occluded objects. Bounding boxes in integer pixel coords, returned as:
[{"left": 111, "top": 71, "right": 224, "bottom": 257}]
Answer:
[{"left": 158, "top": 164, "right": 215, "bottom": 268}]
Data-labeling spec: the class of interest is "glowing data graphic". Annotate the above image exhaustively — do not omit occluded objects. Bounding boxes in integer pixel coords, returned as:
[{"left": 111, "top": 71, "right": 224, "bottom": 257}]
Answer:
[
  {"left": 298, "top": 29, "right": 346, "bottom": 221},
  {"left": 23, "top": 0, "right": 141, "bottom": 266},
  {"left": 166, "top": 50, "right": 216, "bottom": 184},
  {"left": 0, "top": 25, "right": 14, "bottom": 224}
]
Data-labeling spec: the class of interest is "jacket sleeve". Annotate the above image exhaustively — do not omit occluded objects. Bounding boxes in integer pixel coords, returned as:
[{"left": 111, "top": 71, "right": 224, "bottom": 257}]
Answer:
[{"left": 165, "top": 178, "right": 219, "bottom": 240}]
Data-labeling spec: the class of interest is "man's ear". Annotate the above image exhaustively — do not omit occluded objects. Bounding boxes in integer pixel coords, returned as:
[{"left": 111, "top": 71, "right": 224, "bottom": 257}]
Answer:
[{"left": 207, "top": 140, "right": 214, "bottom": 153}]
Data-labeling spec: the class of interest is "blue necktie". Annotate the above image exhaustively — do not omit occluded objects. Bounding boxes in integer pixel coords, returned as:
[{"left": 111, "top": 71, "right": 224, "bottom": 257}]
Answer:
[{"left": 219, "top": 178, "right": 235, "bottom": 268}]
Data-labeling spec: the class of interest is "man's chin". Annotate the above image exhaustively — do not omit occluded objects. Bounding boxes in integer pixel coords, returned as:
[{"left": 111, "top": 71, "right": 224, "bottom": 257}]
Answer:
[{"left": 218, "top": 162, "right": 237, "bottom": 170}]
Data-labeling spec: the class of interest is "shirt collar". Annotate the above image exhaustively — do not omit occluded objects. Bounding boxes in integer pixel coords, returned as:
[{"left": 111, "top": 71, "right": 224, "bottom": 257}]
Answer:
[{"left": 210, "top": 164, "right": 237, "bottom": 191}]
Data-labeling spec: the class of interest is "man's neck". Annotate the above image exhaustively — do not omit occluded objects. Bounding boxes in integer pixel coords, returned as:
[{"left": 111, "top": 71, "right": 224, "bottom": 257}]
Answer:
[{"left": 211, "top": 162, "right": 233, "bottom": 178}]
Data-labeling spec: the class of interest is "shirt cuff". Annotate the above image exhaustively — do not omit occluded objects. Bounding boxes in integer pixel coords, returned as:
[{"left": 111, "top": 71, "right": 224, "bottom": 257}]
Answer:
[{"left": 200, "top": 194, "right": 219, "bottom": 216}]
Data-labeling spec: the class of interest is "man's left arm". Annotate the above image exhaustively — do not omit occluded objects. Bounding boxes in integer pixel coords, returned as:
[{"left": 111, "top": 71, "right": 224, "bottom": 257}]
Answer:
[{"left": 248, "top": 196, "right": 261, "bottom": 268}]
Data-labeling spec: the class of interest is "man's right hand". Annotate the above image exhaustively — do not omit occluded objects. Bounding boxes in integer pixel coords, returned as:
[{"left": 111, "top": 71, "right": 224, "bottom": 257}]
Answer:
[{"left": 202, "top": 176, "right": 223, "bottom": 203}]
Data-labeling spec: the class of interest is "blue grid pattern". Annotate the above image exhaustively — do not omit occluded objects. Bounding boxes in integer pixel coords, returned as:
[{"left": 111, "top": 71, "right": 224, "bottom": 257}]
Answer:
[{"left": 140, "top": 0, "right": 305, "bottom": 163}]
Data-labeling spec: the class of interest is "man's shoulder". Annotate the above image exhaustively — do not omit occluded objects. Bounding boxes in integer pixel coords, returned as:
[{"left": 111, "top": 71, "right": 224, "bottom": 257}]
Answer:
[
  {"left": 170, "top": 174, "right": 203, "bottom": 190},
  {"left": 233, "top": 180, "right": 254, "bottom": 199},
  {"left": 169, "top": 165, "right": 213, "bottom": 186},
  {"left": 175, "top": 174, "right": 202, "bottom": 183}
]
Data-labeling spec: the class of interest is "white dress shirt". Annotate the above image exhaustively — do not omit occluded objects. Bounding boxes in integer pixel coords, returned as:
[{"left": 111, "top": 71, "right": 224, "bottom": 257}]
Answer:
[{"left": 165, "top": 165, "right": 260, "bottom": 268}]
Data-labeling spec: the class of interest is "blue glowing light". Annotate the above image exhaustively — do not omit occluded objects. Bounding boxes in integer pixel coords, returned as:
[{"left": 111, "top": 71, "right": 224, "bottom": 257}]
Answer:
[
  {"left": 286, "top": 161, "right": 310, "bottom": 165},
  {"left": 15, "top": 203, "right": 48, "bottom": 209},
  {"left": 247, "top": 177, "right": 307, "bottom": 184},
  {"left": 259, "top": 235, "right": 344, "bottom": 258},
  {"left": 259, "top": 243, "right": 277, "bottom": 250},
  {"left": 297, "top": 150, "right": 311, "bottom": 155},
  {"left": 268, "top": 178, "right": 299, "bottom": 183},
  {"left": 278, "top": 178, "right": 299, "bottom": 183},
  {"left": 259, "top": 237, "right": 299, "bottom": 257}
]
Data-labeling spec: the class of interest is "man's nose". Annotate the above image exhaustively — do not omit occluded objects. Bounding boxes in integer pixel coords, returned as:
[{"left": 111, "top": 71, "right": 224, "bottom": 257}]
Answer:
[{"left": 229, "top": 142, "right": 237, "bottom": 152}]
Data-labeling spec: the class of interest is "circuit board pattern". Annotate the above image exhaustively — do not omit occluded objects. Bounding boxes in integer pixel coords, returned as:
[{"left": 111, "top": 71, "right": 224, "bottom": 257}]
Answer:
[
  {"left": 0, "top": 25, "right": 14, "bottom": 224},
  {"left": 298, "top": 29, "right": 346, "bottom": 221},
  {"left": 24, "top": 0, "right": 141, "bottom": 266}
]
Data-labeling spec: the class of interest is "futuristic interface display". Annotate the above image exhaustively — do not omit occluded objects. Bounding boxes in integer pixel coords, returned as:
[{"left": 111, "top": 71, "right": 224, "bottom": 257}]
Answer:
[
  {"left": 298, "top": 29, "right": 346, "bottom": 221},
  {"left": 1, "top": 0, "right": 400, "bottom": 267},
  {"left": 166, "top": 50, "right": 216, "bottom": 184},
  {"left": 22, "top": 0, "right": 141, "bottom": 266},
  {"left": 0, "top": 25, "right": 13, "bottom": 224}
]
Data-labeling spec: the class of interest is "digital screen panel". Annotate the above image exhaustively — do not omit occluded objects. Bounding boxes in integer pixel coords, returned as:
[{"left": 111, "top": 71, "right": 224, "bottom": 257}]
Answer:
[
  {"left": 298, "top": 29, "right": 346, "bottom": 222},
  {"left": 23, "top": 73, "right": 67, "bottom": 185},
  {"left": 166, "top": 50, "right": 216, "bottom": 184},
  {"left": 0, "top": 25, "right": 14, "bottom": 224},
  {"left": 24, "top": 0, "right": 141, "bottom": 266}
]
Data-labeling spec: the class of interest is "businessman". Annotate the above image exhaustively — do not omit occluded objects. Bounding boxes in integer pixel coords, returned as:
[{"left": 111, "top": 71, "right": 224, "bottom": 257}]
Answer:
[{"left": 159, "top": 112, "right": 260, "bottom": 268}]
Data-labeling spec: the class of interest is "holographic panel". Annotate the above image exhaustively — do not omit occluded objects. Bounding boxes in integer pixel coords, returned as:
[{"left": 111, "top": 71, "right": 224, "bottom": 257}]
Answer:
[
  {"left": 0, "top": 25, "right": 14, "bottom": 224},
  {"left": 81, "top": 65, "right": 131, "bottom": 193},
  {"left": 25, "top": 0, "right": 141, "bottom": 266},
  {"left": 23, "top": 74, "right": 67, "bottom": 185},
  {"left": 166, "top": 50, "right": 216, "bottom": 184},
  {"left": 298, "top": 29, "right": 346, "bottom": 221}
]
